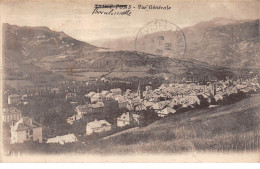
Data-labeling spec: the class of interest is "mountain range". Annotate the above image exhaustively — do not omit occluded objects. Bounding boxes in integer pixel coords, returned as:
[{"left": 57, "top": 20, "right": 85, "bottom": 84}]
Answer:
[
  {"left": 2, "top": 17, "right": 259, "bottom": 89},
  {"left": 93, "top": 17, "right": 260, "bottom": 69}
]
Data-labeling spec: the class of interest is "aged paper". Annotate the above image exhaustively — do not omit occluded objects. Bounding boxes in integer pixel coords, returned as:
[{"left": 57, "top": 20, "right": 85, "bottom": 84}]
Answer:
[{"left": 0, "top": 0, "right": 260, "bottom": 162}]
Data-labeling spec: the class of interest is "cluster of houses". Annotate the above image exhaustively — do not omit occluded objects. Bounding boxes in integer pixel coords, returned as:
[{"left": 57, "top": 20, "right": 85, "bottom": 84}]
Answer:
[
  {"left": 2, "top": 76, "right": 259, "bottom": 145},
  {"left": 67, "top": 87, "right": 141, "bottom": 136},
  {"left": 123, "top": 77, "right": 259, "bottom": 116}
]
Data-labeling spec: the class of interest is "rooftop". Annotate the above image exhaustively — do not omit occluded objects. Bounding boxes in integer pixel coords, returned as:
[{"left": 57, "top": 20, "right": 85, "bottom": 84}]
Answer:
[
  {"left": 3, "top": 107, "right": 22, "bottom": 115},
  {"left": 46, "top": 134, "right": 78, "bottom": 145},
  {"left": 87, "top": 119, "right": 111, "bottom": 129},
  {"left": 8, "top": 94, "right": 20, "bottom": 98},
  {"left": 12, "top": 117, "right": 41, "bottom": 131}
]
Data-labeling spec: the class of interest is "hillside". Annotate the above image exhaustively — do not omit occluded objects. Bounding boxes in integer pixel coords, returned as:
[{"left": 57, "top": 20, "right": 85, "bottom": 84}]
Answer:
[
  {"left": 183, "top": 18, "right": 260, "bottom": 68},
  {"left": 2, "top": 23, "right": 235, "bottom": 88},
  {"left": 94, "top": 18, "right": 260, "bottom": 69},
  {"left": 93, "top": 95, "right": 260, "bottom": 154},
  {"left": 2, "top": 23, "right": 97, "bottom": 88}
]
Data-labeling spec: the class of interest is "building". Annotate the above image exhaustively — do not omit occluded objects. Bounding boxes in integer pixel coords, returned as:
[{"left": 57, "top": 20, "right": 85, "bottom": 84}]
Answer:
[
  {"left": 103, "top": 98, "right": 119, "bottom": 112},
  {"left": 75, "top": 102, "right": 105, "bottom": 122},
  {"left": 85, "top": 91, "right": 96, "bottom": 98},
  {"left": 10, "top": 117, "right": 42, "bottom": 144},
  {"left": 66, "top": 114, "right": 83, "bottom": 125},
  {"left": 46, "top": 134, "right": 78, "bottom": 145},
  {"left": 87, "top": 101, "right": 105, "bottom": 115},
  {"left": 126, "top": 103, "right": 135, "bottom": 111},
  {"left": 110, "top": 88, "right": 122, "bottom": 95},
  {"left": 8, "top": 94, "right": 21, "bottom": 105},
  {"left": 143, "top": 100, "right": 154, "bottom": 109},
  {"left": 65, "top": 93, "right": 77, "bottom": 101},
  {"left": 151, "top": 101, "right": 169, "bottom": 110},
  {"left": 75, "top": 105, "right": 89, "bottom": 116},
  {"left": 3, "top": 107, "right": 22, "bottom": 124},
  {"left": 51, "top": 88, "right": 60, "bottom": 94},
  {"left": 117, "top": 112, "right": 140, "bottom": 127},
  {"left": 115, "top": 96, "right": 128, "bottom": 109},
  {"left": 137, "top": 82, "right": 143, "bottom": 99},
  {"left": 157, "top": 107, "right": 176, "bottom": 117},
  {"left": 100, "top": 90, "right": 109, "bottom": 97},
  {"left": 86, "top": 119, "right": 112, "bottom": 135},
  {"left": 145, "top": 86, "right": 152, "bottom": 91},
  {"left": 105, "top": 92, "right": 115, "bottom": 99},
  {"left": 132, "top": 113, "right": 141, "bottom": 125},
  {"left": 90, "top": 93, "right": 103, "bottom": 103}
]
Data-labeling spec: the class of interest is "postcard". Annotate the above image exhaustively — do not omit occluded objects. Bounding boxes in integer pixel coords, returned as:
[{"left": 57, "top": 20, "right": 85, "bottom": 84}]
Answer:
[{"left": 0, "top": 0, "right": 259, "bottom": 162}]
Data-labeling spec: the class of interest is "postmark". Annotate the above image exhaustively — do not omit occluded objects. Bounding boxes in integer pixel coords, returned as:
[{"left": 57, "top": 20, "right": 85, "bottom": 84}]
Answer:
[{"left": 135, "top": 19, "right": 186, "bottom": 58}]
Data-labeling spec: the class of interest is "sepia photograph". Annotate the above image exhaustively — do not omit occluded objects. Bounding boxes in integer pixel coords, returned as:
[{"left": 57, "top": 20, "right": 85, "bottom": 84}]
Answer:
[{"left": 0, "top": 0, "right": 259, "bottom": 163}]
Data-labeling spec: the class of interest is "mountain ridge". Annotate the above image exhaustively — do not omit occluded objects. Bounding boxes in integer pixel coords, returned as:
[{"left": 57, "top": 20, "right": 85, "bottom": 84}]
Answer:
[
  {"left": 3, "top": 20, "right": 256, "bottom": 88},
  {"left": 93, "top": 18, "right": 260, "bottom": 68}
]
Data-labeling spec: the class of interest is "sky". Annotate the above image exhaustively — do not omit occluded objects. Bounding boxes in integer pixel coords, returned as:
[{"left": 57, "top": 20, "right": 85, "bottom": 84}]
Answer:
[{"left": 1, "top": 0, "right": 260, "bottom": 44}]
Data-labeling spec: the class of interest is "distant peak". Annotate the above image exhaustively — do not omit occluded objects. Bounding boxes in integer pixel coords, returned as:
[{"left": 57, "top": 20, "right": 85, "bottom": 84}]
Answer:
[
  {"left": 211, "top": 17, "right": 231, "bottom": 21},
  {"left": 22, "top": 25, "right": 52, "bottom": 32}
]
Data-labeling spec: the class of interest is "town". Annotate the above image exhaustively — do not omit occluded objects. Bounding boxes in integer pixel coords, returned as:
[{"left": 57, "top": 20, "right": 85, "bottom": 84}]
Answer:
[{"left": 2, "top": 73, "right": 260, "bottom": 154}]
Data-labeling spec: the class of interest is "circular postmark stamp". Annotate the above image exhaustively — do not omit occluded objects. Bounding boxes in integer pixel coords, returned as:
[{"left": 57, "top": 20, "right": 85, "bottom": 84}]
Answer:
[{"left": 135, "top": 19, "right": 186, "bottom": 58}]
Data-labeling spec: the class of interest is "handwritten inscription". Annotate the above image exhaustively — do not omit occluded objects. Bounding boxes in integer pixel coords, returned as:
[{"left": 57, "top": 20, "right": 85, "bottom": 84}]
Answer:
[
  {"left": 92, "top": 8, "right": 132, "bottom": 16},
  {"left": 92, "top": 4, "right": 171, "bottom": 16}
]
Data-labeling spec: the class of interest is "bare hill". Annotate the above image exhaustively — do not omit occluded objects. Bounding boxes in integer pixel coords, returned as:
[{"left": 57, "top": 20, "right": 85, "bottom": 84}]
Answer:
[
  {"left": 3, "top": 23, "right": 240, "bottom": 88},
  {"left": 94, "top": 18, "right": 260, "bottom": 69}
]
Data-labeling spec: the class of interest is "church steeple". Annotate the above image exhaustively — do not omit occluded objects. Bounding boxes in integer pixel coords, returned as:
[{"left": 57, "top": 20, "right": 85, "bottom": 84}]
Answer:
[{"left": 137, "top": 81, "right": 143, "bottom": 99}]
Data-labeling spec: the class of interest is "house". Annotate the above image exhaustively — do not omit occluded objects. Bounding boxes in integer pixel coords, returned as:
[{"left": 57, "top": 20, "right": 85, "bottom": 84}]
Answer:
[
  {"left": 21, "top": 94, "right": 28, "bottom": 100},
  {"left": 157, "top": 107, "right": 176, "bottom": 117},
  {"left": 3, "top": 107, "right": 22, "bottom": 124},
  {"left": 76, "top": 102, "right": 105, "bottom": 115},
  {"left": 126, "top": 103, "right": 135, "bottom": 111},
  {"left": 66, "top": 114, "right": 83, "bottom": 124},
  {"left": 66, "top": 93, "right": 77, "bottom": 100},
  {"left": 88, "top": 101, "right": 105, "bottom": 113},
  {"left": 103, "top": 98, "right": 119, "bottom": 114},
  {"left": 75, "top": 102, "right": 105, "bottom": 121},
  {"left": 105, "top": 92, "right": 115, "bottom": 99},
  {"left": 110, "top": 88, "right": 122, "bottom": 95},
  {"left": 8, "top": 94, "right": 21, "bottom": 105},
  {"left": 151, "top": 101, "right": 169, "bottom": 110},
  {"left": 46, "top": 134, "right": 78, "bottom": 145},
  {"left": 101, "top": 77, "right": 107, "bottom": 82},
  {"left": 90, "top": 93, "right": 103, "bottom": 103},
  {"left": 209, "top": 105, "right": 219, "bottom": 108},
  {"left": 145, "top": 86, "right": 152, "bottom": 91},
  {"left": 143, "top": 100, "right": 154, "bottom": 109},
  {"left": 100, "top": 90, "right": 109, "bottom": 97},
  {"left": 85, "top": 91, "right": 96, "bottom": 98},
  {"left": 116, "top": 96, "right": 128, "bottom": 109},
  {"left": 214, "top": 93, "right": 223, "bottom": 102},
  {"left": 86, "top": 119, "right": 112, "bottom": 135},
  {"left": 51, "top": 88, "right": 60, "bottom": 94},
  {"left": 116, "top": 112, "right": 140, "bottom": 127},
  {"left": 10, "top": 117, "right": 42, "bottom": 144},
  {"left": 132, "top": 113, "right": 141, "bottom": 125},
  {"left": 75, "top": 105, "right": 89, "bottom": 116}
]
